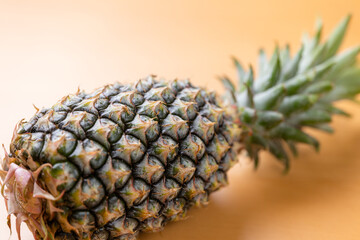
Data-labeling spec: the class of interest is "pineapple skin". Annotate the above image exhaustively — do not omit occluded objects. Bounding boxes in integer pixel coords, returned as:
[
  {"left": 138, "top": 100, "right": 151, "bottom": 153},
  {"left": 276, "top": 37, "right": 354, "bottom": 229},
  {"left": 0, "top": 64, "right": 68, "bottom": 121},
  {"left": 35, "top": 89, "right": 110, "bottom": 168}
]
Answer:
[{"left": 2, "top": 76, "right": 242, "bottom": 239}]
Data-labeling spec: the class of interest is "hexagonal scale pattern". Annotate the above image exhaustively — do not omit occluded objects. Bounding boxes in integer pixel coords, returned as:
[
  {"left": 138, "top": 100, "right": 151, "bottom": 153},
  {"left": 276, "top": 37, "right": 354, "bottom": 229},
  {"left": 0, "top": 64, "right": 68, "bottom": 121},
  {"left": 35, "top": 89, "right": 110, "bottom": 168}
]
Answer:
[{"left": 9, "top": 76, "right": 241, "bottom": 239}]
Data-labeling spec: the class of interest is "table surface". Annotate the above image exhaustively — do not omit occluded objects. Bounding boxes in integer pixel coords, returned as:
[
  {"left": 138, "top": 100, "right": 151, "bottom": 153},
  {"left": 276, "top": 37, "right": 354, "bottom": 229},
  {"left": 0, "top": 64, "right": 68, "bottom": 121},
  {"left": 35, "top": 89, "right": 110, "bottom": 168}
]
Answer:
[{"left": 1, "top": 1, "right": 360, "bottom": 239}]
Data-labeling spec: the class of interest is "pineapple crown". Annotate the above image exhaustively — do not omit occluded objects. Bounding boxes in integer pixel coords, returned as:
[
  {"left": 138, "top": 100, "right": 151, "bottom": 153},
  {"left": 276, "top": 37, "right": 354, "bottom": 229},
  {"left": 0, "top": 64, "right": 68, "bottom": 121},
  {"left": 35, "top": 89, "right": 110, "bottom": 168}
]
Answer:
[{"left": 220, "top": 15, "right": 360, "bottom": 172}]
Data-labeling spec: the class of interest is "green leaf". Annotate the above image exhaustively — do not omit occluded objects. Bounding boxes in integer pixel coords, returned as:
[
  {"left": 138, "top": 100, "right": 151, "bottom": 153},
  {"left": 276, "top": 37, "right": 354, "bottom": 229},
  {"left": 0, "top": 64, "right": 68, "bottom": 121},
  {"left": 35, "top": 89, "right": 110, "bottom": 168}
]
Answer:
[
  {"left": 250, "top": 133, "right": 268, "bottom": 149},
  {"left": 257, "top": 111, "right": 284, "bottom": 129},
  {"left": 280, "top": 45, "right": 303, "bottom": 82},
  {"left": 280, "top": 44, "right": 291, "bottom": 64},
  {"left": 258, "top": 49, "right": 268, "bottom": 78},
  {"left": 279, "top": 94, "right": 318, "bottom": 116},
  {"left": 314, "top": 17, "right": 323, "bottom": 44},
  {"left": 324, "top": 68, "right": 360, "bottom": 101},
  {"left": 287, "top": 141, "right": 298, "bottom": 157},
  {"left": 304, "top": 81, "right": 333, "bottom": 94},
  {"left": 324, "top": 14, "right": 351, "bottom": 59},
  {"left": 271, "top": 124, "right": 320, "bottom": 150},
  {"left": 327, "top": 46, "right": 360, "bottom": 76},
  {"left": 219, "top": 76, "right": 235, "bottom": 92},
  {"left": 298, "top": 19, "right": 324, "bottom": 72},
  {"left": 307, "top": 124, "right": 334, "bottom": 133},
  {"left": 244, "top": 138, "right": 261, "bottom": 169},
  {"left": 284, "top": 59, "right": 333, "bottom": 95},
  {"left": 254, "top": 52, "right": 281, "bottom": 92},
  {"left": 219, "top": 76, "right": 236, "bottom": 103},
  {"left": 268, "top": 140, "right": 290, "bottom": 173},
  {"left": 297, "top": 109, "right": 332, "bottom": 125},
  {"left": 269, "top": 45, "right": 280, "bottom": 66},
  {"left": 232, "top": 57, "right": 246, "bottom": 89},
  {"left": 254, "top": 85, "right": 286, "bottom": 110},
  {"left": 244, "top": 66, "right": 255, "bottom": 107},
  {"left": 328, "top": 106, "right": 350, "bottom": 117},
  {"left": 244, "top": 65, "right": 254, "bottom": 87},
  {"left": 300, "top": 43, "right": 327, "bottom": 72},
  {"left": 283, "top": 75, "right": 310, "bottom": 95},
  {"left": 240, "top": 107, "right": 256, "bottom": 124},
  {"left": 253, "top": 152, "right": 260, "bottom": 170},
  {"left": 298, "top": 16, "right": 350, "bottom": 72}
]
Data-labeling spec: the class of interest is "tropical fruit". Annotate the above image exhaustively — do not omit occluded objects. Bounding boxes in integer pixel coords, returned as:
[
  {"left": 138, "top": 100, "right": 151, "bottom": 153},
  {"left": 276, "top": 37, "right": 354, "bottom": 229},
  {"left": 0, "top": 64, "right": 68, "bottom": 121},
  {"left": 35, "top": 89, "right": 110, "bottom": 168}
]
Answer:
[{"left": 1, "top": 15, "right": 360, "bottom": 240}]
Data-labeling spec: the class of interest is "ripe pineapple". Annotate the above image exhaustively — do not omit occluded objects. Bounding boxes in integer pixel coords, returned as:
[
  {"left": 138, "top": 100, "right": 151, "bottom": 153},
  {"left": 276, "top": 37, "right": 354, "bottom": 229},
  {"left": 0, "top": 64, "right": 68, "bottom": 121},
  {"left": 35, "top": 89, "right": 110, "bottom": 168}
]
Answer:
[{"left": 1, "top": 15, "right": 360, "bottom": 240}]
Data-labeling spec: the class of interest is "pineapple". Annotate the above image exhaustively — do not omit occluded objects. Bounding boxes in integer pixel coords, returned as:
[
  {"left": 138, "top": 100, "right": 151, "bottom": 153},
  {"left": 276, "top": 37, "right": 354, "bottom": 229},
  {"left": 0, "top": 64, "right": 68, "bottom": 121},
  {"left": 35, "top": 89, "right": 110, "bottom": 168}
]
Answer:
[{"left": 1, "top": 15, "right": 360, "bottom": 240}]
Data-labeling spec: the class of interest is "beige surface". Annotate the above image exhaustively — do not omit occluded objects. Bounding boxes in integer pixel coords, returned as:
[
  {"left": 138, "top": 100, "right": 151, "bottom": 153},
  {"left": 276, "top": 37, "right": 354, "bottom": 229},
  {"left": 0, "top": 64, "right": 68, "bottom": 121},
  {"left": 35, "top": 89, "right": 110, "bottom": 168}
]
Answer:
[{"left": 1, "top": 1, "right": 360, "bottom": 239}]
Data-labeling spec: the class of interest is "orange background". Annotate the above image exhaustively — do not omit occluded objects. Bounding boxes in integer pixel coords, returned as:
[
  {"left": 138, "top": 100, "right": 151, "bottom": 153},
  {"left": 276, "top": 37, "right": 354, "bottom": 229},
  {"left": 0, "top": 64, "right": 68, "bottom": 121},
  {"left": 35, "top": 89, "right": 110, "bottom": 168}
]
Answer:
[{"left": 1, "top": 1, "right": 360, "bottom": 239}]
